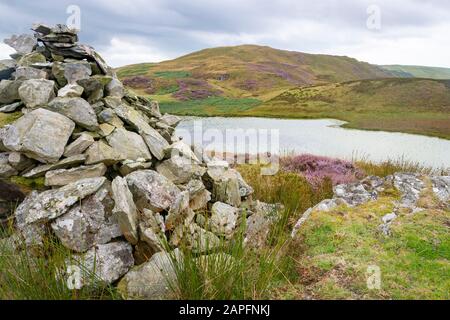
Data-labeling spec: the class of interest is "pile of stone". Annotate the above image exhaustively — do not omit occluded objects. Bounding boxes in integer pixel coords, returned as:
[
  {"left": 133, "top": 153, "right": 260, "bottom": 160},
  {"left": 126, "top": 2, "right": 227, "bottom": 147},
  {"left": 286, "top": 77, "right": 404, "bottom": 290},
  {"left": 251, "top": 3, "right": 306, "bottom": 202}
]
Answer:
[{"left": 0, "top": 24, "right": 281, "bottom": 299}]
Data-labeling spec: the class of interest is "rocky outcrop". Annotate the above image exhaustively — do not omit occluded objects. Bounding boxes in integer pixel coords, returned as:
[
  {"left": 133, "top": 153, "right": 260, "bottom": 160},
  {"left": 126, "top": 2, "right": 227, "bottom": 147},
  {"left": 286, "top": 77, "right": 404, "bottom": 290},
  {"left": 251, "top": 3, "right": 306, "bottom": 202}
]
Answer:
[{"left": 292, "top": 173, "right": 450, "bottom": 238}]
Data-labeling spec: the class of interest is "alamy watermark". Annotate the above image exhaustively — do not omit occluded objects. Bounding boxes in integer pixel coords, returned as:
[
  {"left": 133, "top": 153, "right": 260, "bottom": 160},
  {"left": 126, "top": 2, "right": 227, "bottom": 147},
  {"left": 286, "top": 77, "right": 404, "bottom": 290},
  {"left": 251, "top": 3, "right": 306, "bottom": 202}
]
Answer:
[{"left": 66, "top": 5, "right": 81, "bottom": 31}]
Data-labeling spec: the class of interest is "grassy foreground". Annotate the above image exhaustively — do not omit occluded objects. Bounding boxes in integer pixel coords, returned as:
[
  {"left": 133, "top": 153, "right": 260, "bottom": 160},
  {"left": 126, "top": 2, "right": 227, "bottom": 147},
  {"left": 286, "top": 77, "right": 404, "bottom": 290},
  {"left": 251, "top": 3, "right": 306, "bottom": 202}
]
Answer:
[{"left": 0, "top": 158, "right": 448, "bottom": 299}]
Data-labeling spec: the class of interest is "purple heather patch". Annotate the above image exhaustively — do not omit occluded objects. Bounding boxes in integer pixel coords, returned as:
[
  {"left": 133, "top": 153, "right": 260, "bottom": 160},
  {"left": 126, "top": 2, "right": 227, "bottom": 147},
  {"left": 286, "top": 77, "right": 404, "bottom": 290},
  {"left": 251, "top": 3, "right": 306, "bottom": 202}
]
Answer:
[
  {"left": 123, "top": 76, "right": 153, "bottom": 89},
  {"left": 281, "top": 154, "right": 364, "bottom": 187},
  {"left": 172, "top": 78, "right": 223, "bottom": 100}
]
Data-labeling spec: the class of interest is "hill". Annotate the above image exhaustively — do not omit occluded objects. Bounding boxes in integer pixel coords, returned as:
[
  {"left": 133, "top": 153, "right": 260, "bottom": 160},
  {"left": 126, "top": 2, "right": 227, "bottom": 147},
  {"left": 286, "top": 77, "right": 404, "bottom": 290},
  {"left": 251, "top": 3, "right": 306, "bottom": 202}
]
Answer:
[
  {"left": 252, "top": 78, "right": 450, "bottom": 138},
  {"left": 117, "top": 45, "right": 393, "bottom": 102},
  {"left": 380, "top": 65, "right": 450, "bottom": 80}
]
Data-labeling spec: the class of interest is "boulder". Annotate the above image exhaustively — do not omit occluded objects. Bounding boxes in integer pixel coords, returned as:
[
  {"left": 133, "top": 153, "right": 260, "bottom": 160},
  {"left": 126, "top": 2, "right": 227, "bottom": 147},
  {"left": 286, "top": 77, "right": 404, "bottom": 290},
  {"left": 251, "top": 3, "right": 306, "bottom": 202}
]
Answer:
[
  {"left": 2, "top": 108, "right": 75, "bottom": 163},
  {"left": 4, "top": 34, "right": 37, "bottom": 54},
  {"left": 431, "top": 176, "right": 450, "bottom": 203},
  {"left": 47, "top": 97, "right": 98, "bottom": 131},
  {"left": 8, "top": 152, "right": 34, "bottom": 171},
  {"left": 17, "top": 52, "right": 46, "bottom": 67},
  {"left": 18, "top": 79, "right": 55, "bottom": 109},
  {"left": 119, "top": 159, "right": 152, "bottom": 176},
  {"left": 85, "top": 140, "right": 124, "bottom": 166},
  {"left": 209, "top": 202, "right": 239, "bottom": 239},
  {"left": 0, "top": 59, "right": 16, "bottom": 80},
  {"left": 51, "top": 189, "right": 122, "bottom": 252},
  {"left": 21, "top": 177, "right": 107, "bottom": 224},
  {"left": 139, "top": 209, "right": 167, "bottom": 252},
  {"left": 160, "top": 114, "right": 181, "bottom": 127},
  {"left": 64, "top": 61, "right": 92, "bottom": 84},
  {"left": 57, "top": 84, "right": 84, "bottom": 98},
  {"left": 105, "top": 78, "right": 124, "bottom": 98},
  {"left": 111, "top": 176, "right": 139, "bottom": 245},
  {"left": 0, "top": 153, "right": 18, "bottom": 178},
  {"left": 0, "top": 101, "right": 23, "bottom": 113},
  {"left": 106, "top": 128, "right": 151, "bottom": 161},
  {"left": 164, "top": 141, "right": 201, "bottom": 164},
  {"left": 63, "top": 133, "right": 94, "bottom": 157},
  {"left": 141, "top": 127, "right": 170, "bottom": 161},
  {"left": 165, "top": 191, "right": 190, "bottom": 230},
  {"left": 126, "top": 170, "right": 180, "bottom": 212},
  {"left": 388, "top": 173, "right": 425, "bottom": 207},
  {"left": 70, "top": 242, "right": 134, "bottom": 286},
  {"left": 22, "top": 154, "right": 86, "bottom": 178},
  {"left": 45, "top": 163, "right": 107, "bottom": 187},
  {"left": 156, "top": 155, "right": 205, "bottom": 184},
  {"left": 205, "top": 168, "right": 241, "bottom": 207},
  {"left": 14, "top": 67, "right": 47, "bottom": 80},
  {"left": 118, "top": 249, "right": 182, "bottom": 300},
  {"left": 14, "top": 191, "right": 46, "bottom": 247},
  {"left": 0, "top": 80, "right": 22, "bottom": 104}
]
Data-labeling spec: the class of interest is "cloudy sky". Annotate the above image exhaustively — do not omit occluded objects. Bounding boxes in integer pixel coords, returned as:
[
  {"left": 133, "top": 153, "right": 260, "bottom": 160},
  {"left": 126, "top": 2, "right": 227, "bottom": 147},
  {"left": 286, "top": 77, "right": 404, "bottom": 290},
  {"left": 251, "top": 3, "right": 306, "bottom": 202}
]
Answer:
[{"left": 1, "top": 0, "right": 449, "bottom": 68}]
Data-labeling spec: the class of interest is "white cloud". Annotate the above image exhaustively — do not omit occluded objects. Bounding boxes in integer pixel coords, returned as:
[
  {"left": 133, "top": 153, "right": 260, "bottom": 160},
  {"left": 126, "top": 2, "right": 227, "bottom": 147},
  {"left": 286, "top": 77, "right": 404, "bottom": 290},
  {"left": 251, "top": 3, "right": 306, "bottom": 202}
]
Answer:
[{"left": 98, "top": 36, "right": 177, "bottom": 67}]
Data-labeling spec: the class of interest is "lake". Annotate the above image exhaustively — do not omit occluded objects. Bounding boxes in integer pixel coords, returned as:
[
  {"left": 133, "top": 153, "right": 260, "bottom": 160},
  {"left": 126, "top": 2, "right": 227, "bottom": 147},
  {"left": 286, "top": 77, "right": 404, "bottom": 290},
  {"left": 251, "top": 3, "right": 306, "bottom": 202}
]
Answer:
[{"left": 175, "top": 117, "right": 450, "bottom": 169}]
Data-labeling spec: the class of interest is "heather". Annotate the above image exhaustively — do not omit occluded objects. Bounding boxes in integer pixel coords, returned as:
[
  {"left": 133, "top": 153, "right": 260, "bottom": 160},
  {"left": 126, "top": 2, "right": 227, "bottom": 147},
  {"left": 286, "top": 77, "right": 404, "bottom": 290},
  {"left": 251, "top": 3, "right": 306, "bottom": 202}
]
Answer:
[{"left": 280, "top": 154, "right": 363, "bottom": 187}]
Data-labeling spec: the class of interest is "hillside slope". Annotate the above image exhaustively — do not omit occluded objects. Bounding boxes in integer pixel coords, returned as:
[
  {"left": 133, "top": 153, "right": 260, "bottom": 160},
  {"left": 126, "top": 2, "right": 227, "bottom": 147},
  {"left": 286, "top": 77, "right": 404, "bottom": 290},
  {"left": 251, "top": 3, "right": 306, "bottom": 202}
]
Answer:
[
  {"left": 117, "top": 45, "right": 393, "bottom": 101},
  {"left": 381, "top": 65, "right": 450, "bottom": 80},
  {"left": 251, "top": 78, "right": 450, "bottom": 138}
]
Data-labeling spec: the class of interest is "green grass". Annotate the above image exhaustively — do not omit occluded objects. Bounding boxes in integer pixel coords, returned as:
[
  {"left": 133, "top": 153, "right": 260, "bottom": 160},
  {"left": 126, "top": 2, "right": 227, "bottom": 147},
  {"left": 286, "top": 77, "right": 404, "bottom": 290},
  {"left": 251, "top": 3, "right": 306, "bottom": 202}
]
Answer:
[
  {"left": 275, "top": 181, "right": 450, "bottom": 299},
  {"left": 115, "top": 63, "right": 155, "bottom": 78},
  {"left": 153, "top": 71, "right": 191, "bottom": 79},
  {"left": 381, "top": 65, "right": 450, "bottom": 80},
  {"left": 0, "top": 231, "right": 119, "bottom": 300},
  {"left": 160, "top": 96, "right": 262, "bottom": 116}
]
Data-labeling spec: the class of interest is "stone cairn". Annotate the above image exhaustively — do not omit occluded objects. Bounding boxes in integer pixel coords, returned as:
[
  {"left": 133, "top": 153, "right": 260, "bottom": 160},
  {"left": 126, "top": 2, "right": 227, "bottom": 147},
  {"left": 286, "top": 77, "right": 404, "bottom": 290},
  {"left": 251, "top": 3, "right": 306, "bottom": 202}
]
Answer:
[{"left": 0, "top": 24, "right": 281, "bottom": 299}]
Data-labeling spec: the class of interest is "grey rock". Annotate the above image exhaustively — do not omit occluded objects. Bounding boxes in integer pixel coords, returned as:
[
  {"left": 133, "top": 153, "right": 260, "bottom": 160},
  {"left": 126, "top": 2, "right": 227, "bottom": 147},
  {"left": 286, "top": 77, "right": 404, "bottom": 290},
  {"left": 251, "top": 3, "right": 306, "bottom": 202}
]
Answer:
[
  {"left": 18, "top": 79, "right": 55, "bottom": 109},
  {"left": 17, "top": 52, "right": 46, "bottom": 67},
  {"left": 45, "top": 163, "right": 107, "bottom": 187},
  {"left": 189, "top": 189, "right": 211, "bottom": 211},
  {"left": 126, "top": 170, "right": 180, "bottom": 212},
  {"left": 63, "top": 133, "right": 94, "bottom": 157},
  {"left": 389, "top": 173, "right": 425, "bottom": 207},
  {"left": 156, "top": 156, "right": 206, "bottom": 184},
  {"left": 22, "top": 154, "right": 86, "bottom": 178},
  {"left": 57, "top": 84, "right": 84, "bottom": 98},
  {"left": 106, "top": 128, "right": 151, "bottom": 161},
  {"left": 111, "top": 176, "right": 139, "bottom": 245},
  {"left": 0, "top": 153, "right": 18, "bottom": 178},
  {"left": 85, "top": 140, "right": 124, "bottom": 166},
  {"left": 105, "top": 78, "right": 124, "bottom": 98},
  {"left": 119, "top": 160, "right": 152, "bottom": 176},
  {"left": 141, "top": 128, "right": 169, "bottom": 161},
  {"left": 3, "top": 108, "right": 75, "bottom": 163},
  {"left": 70, "top": 242, "right": 134, "bottom": 286},
  {"left": 160, "top": 114, "right": 182, "bottom": 127},
  {"left": 14, "top": 191, "right": 46, "bottom": 247},
  {"left": 139, "top": 209, "right": 167, "bottom": 252},
  {"left": 14, "top": 67, "right": 48, "bottom": 80},
  {"left": 8, "top": 152, "right": 34, "bottom": 171},
  {"left": 64, "top": 61, "right": 92, "bottom": 84},
  {"left": 431, "top": 176, "right": 450, "bottom": 203},
  {"left": 210, "top": 202, "right": 239, "bottom": 239},
  {"left": 0, "top": 80, "right": 22, "bottom": 104},
  {"left": 51, "top": 190, "right": 122, "bottom": 252},
  {"left": 23, "top": 177, "right": 107, "bottom": 224},
  {"left": 118, "top": 249, "right": 182, "bottom": 300},
  {"left": 164, "top": 141, "right": 201, "bottom": 164},
  {"left": 382, "top": 212, "right": 397, "bottom": 224},
  {"left": 4, "top": 34, "right": 37, "bottom": 54},
  {"left": 205, "top": 168, "right": 241, "bottom": 207},
  {"left": 0, "top": 59, "right": 16, "bottom": 80},
  {"left": 165, "top": 191, "right": 190, "bottom": 230},
  {"left": 0, "top": 101, "right": 23, "bottom": 113},
  {"left": 333, "top": 182, "right": 377, "bottom": 206},
  {"left": 47, "top": 97, "right": 98, "bottom": 131}
]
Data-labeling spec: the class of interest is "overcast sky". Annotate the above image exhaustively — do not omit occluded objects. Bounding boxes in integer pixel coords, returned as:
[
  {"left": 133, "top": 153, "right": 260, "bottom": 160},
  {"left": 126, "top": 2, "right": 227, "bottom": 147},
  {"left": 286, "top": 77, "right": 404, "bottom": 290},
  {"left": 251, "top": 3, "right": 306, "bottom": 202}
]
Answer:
[{"left": 1, "top": 0, "right": 449, "bottom": 68}]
